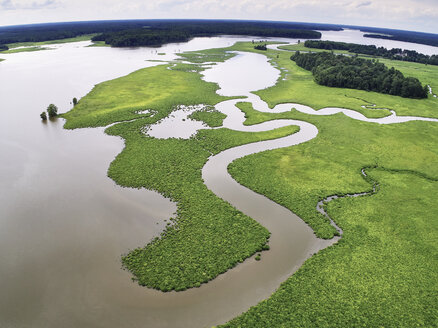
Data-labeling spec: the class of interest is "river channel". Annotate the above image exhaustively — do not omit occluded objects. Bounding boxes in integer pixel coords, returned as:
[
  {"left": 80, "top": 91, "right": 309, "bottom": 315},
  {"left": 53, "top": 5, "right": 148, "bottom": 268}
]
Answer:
[{"left": 0, "top": 31, "right": 437, "bottom": 327}]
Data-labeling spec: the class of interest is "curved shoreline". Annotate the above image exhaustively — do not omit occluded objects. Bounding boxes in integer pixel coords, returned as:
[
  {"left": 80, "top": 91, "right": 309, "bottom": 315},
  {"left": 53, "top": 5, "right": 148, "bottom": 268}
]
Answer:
[
  {"left": 46, "top": 47, "right": 438, "bottom": 327},
  {"left": 85, "top": 50, "right": 438, "bottom": 327},
  {"left": 196, "top": 51, "right": 438, "bottom": 325}
]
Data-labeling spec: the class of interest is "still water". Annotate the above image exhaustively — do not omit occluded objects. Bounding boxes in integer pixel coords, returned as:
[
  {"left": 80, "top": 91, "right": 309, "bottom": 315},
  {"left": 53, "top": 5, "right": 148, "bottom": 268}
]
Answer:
[
  {"left": 0, "top": 31, "right": 437, "bottom": 327},
  {"left": 0, "top": 36, "right": 283, "bottom": 328}
]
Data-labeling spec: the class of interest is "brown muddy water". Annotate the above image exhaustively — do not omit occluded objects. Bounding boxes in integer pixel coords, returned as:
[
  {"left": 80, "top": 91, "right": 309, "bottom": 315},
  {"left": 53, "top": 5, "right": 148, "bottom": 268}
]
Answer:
[{"left": 0, "top": 36, "right": 285, "bottom": 328}]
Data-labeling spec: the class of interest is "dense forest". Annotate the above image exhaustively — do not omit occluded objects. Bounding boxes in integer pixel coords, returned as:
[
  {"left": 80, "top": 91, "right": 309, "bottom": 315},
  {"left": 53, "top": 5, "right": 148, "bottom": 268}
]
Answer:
[
  {"left": 291, "top": 52, "right": 428, "bottom": 99},
  {"left": 92, "top": 22, "right": 322, "bottom": 47},
  {"left": 0, "top": 19, "right": 333, "bottom": 47},
  {"left": 92, "top": 29, "right": 192, "bottom": 47},
  {"left": 303, "top": 40, "right": 438, "bottom": 66}
]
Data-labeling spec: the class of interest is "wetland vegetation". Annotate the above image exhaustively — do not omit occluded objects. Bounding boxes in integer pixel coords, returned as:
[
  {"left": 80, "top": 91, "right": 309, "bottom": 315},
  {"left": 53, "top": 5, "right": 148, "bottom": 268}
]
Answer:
[
  {"left": 63, "top": 53, "right": 300, "bottom": 291},
  {"left": 251, "top": 42, "right": 438, "bottom": 119},
  {"left": 187, "top": 106, "right": 227, "bottom": 127},
  {"left": 62, "top": 38, "right": 437, "bottom": 326},
  {"left": 0, "top": 46, "right": 50, "bottom": 54},
  {"left": 219, "top": 43, "right": 438, "bottom": 328}
]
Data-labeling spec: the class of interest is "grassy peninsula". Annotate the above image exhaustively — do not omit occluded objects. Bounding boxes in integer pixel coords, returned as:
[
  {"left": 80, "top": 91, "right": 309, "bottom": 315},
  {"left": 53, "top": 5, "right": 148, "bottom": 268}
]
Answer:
[
  {"left": 63, "top": 57, "right": 300, "bottom": 291},
  {"left": 0, "top": 46, "right": 50, "bottom": 54},
  {"left": 0, "top": 34, "right": 98, "bottom": 54}
]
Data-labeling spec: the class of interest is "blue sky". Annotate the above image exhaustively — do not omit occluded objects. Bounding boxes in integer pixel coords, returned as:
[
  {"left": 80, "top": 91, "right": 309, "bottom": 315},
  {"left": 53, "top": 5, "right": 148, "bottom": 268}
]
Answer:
[{"left": 1, "top": 0, "right": 437, "bottom": 34}]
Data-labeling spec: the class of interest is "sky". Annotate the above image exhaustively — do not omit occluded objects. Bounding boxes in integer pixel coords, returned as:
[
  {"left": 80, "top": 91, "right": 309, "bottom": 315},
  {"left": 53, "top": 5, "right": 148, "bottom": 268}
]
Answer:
[{"left": 0, "top": 0, "right": 437, "bottom": 34}]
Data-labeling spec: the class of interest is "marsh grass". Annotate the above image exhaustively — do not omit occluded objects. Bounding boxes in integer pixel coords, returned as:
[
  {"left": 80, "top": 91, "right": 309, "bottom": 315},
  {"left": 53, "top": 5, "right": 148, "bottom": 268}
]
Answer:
[
  {"left": 223, "top": 100, "right": 438, "bottom": 326},
  {"left": 176, "top": 49, "right": 236, "bottom": 63},
  {"left": 62, "top": 64, "right": 229, "bottom": 129},
  {"left": 63, "top": 59, "right": 300, "bottom": 291},
  {"left": 223, "top": 166, "right": 438, "bottom": 327},
  {"left": 0, "top": 46, "right": 51, "bottom": 54},
  {"left": 63, "top": 41, "right": 438, "bottom": 320},
  {"left": 108, "top": 120, "right": 299, "bottom": 291},
  {"left": 187, "top": 106, "right": 227, "bottom": 127},
  {"left": 5, "top": 34, "right": 97, "bottom": 49}
]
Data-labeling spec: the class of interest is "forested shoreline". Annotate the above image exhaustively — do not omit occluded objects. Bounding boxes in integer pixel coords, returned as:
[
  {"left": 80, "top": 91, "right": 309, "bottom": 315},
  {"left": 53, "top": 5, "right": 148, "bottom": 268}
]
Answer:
[
  {"left": 291, "top": 52, "right": 428, "bottom": 99},
  {"left": 0, "top": 19, "right": 328, "bottom": 47},
  {"left": 92, "top": 29, "right": 192, "bottom": 47},
  {"left": 303, "top": 40, "right": 438, "bottom": 66},
  {"left": 92, "top": 23, "right": 322, "bottom": 47},
  {"left": 363, "top": 32, "right": 438, "bottom": 47}
]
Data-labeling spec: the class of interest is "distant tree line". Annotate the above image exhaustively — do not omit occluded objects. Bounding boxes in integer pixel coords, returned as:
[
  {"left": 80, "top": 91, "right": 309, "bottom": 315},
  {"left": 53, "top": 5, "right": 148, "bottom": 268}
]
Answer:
[
  {"left": 0, "top": 44, "right": 8, "bottom": 51},
  {"left": 291, "top": 52, "right": 428, "bottom": 99},
  {"left": 92, "top": 23, "right": 322, "bottom": 47},
  {"left": 363, "top": 33, "right": 438, "bottom": 47},
  {"left": 362, "top": 33, "right": 438, "bottom": 47},
  {"left": 303, "top": 40, "right": 438, "bottom": 66},
  {"left": 0, "top": 19, "right": 331, "bottom": 48},
  {"left": 349, "top": 26, "right": 438, "bottom": 47},
  {"left": 92, "top": 29, "right": 192, "bottom": 47}
]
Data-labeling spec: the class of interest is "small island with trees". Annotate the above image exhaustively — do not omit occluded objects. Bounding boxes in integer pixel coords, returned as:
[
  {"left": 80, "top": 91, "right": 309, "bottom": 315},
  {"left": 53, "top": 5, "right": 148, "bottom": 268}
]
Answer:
[
  {"left": 254, "top": 44, "right": 267, "bottom": 51},
  {"left": 40, "top": 103, "right": 58, "bottom": 120}
]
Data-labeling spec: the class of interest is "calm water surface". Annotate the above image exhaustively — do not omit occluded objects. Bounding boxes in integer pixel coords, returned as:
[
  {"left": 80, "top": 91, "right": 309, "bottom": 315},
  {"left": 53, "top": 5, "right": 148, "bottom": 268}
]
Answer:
[{"left": 0, "top": 36, "right": 282, "bottom": 328}]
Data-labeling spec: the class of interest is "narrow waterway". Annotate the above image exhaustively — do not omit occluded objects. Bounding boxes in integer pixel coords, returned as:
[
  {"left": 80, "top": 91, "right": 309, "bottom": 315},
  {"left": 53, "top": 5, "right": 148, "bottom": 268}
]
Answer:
[{"left": 142, "top": 51, "right": 438, "bottom": 327}]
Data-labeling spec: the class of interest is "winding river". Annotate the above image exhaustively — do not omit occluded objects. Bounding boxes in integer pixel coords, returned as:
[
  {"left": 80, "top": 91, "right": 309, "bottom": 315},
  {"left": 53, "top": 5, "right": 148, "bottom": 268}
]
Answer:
[
  {"left": 0, "top": 31, "right": 437, "bottom": 328},
  {"left": 146, "top": 51, "right": 438, "bottom": 326}
]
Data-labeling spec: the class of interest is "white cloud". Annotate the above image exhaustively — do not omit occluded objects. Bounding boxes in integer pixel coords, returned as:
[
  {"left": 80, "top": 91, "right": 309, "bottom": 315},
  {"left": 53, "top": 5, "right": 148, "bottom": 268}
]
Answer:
[
  {"left": 0, "top": 0, "right": 437, "bottom": 33},
  {"left": 0, "top": 0, "right": 58, "bottom": 10},
  {"left": 356, "top": 1, "right": 372, "bottom": 8}
]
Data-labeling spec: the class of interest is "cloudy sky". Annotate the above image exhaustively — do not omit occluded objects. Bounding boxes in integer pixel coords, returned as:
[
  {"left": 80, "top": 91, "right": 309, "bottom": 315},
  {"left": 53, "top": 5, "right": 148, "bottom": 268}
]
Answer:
[{"left": 1, "top": 0, "right": 437, "bottom": 34}]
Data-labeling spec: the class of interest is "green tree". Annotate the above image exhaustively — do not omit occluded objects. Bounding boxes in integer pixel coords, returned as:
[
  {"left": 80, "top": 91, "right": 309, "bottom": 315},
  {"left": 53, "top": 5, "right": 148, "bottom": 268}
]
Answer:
[
  {"left": 40, "top": 112, "right": 47, "bottom": 120},
  {"left": 73, "top": 97, "right": 78, "bottom": 106},
  {"left": 47, "top": 104, "right": 58, "bottom": 118}
]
